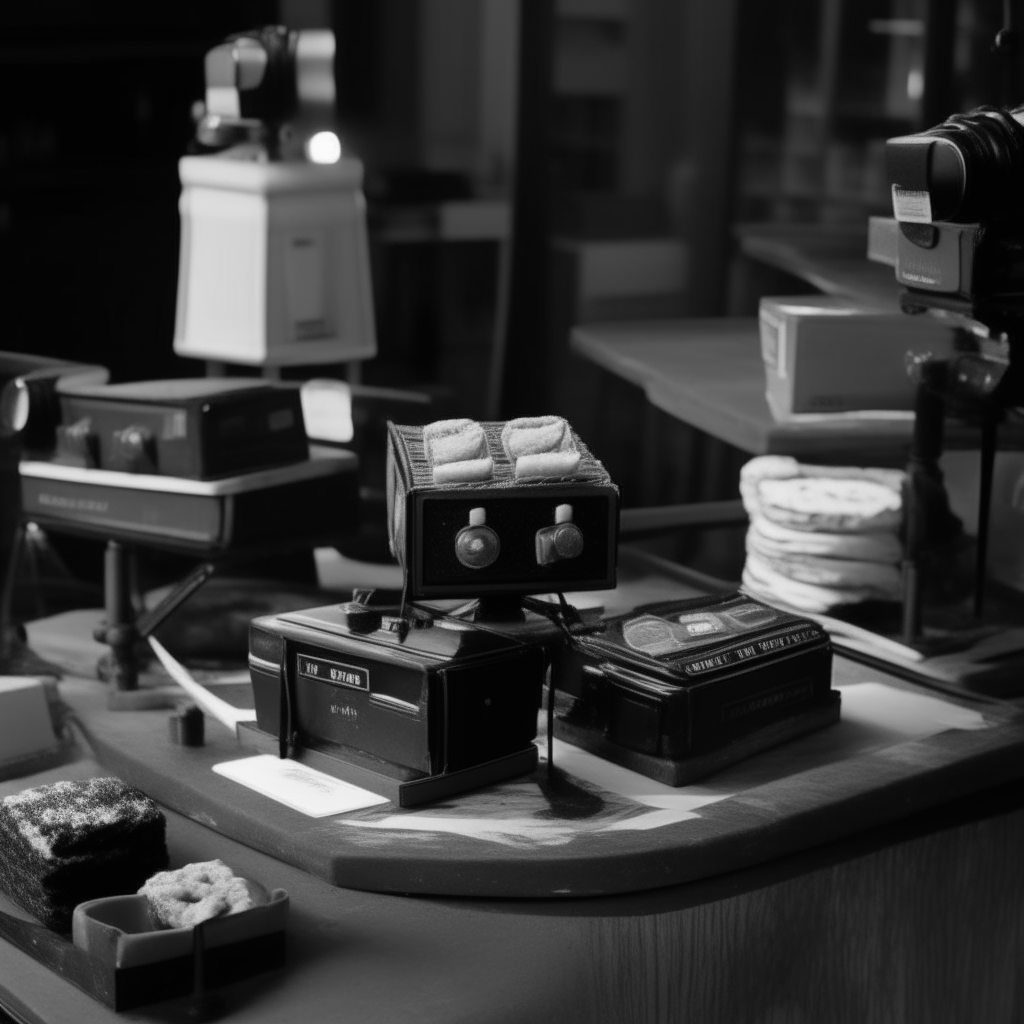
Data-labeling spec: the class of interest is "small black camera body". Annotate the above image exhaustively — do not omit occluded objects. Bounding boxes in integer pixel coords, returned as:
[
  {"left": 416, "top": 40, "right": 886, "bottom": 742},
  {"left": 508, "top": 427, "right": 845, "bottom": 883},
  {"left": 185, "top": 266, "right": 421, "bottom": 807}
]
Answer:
[
  {"left": 386, "top": 418, "right": 619, "bottom": 602},
  {"left": 52, "top": 379, "right": 307, "bottom": 480},
  {"left": 243, "top": 599, "right": 546, "bottom": 806},
  {"left": 13, "top": 376, "right": 358, "bottom": 555}
]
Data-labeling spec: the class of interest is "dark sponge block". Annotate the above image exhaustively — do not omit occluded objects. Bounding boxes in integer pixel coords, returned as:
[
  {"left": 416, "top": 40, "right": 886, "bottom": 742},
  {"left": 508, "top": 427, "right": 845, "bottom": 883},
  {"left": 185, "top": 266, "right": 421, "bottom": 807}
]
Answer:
[{"left": 0, "top": 777, "right": 168, "bottom": 932}]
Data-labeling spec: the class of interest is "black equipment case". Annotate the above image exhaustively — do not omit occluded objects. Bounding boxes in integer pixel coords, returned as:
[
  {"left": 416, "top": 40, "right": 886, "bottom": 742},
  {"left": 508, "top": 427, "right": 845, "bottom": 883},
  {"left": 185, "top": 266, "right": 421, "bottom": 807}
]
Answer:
[{"left": 551, "top": 593, "right": 839, "bottom": 785}]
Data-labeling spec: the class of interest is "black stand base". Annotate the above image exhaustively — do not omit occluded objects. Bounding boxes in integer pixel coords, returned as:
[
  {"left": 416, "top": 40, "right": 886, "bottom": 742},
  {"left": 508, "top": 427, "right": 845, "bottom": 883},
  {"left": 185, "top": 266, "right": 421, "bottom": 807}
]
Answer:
[
  {"left": 0, "top": 905, "right": 285, "bottom": 1013},
  {"left": 0, "top": 625, "right": 63, "bottom": 678},
  {"left": 555, "top": 694, "right": 842, "bottom": 787},
  {"left": 236, "top": 722, "right": 539, "bottom": 807},
  {"left": 106, "top": 686, "right": 182, "bottom": 711}
]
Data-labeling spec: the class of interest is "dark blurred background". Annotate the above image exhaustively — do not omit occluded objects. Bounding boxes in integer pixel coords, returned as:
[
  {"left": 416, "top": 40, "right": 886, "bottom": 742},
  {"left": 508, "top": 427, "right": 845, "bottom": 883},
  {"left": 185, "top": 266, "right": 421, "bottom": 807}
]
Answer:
[
  {"left": 6, "top": 1, "right": 1007, "bottom": 403},
  {"left": 2, "top": 0, "right": 1019, "bottom": 591}
]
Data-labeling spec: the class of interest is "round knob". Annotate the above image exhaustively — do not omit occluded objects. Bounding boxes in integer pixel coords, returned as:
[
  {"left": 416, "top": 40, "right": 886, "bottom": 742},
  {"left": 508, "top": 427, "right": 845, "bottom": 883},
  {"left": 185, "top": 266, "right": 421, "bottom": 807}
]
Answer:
[
  {"left": 455, "top": 507, "right": 499, "bottom": 569},
  {"left": 340, "top": 601, "right": 382, "bottom": 632},
  {"left": 552, "top": 522, "right": 584, "bottom": 559},
  {"left": 111, "top": 424, "right": 155, "bottom": 472}
]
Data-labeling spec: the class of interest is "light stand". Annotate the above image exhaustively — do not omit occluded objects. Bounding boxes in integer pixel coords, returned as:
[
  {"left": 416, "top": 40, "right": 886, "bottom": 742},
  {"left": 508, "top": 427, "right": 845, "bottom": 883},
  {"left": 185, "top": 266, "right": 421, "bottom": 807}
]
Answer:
[{"left": 898, "top": 290, "right": 1024, "bottom": 662}]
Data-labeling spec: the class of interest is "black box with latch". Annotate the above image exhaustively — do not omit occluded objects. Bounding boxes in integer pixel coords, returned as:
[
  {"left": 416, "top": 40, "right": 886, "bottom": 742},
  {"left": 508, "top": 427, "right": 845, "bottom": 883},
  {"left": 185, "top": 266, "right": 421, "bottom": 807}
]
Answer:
[
  {"left": 56, "top": 378, "right": 307, "bottom": 479},
  {"left": 386, "top": 420, "right": 618, "bottom": 601},
  {"left": 242, "top": 598, "right": 546, "bottom": 806},
  {"left": 551, "top": 593, "right": 839, "bottom": 785}
]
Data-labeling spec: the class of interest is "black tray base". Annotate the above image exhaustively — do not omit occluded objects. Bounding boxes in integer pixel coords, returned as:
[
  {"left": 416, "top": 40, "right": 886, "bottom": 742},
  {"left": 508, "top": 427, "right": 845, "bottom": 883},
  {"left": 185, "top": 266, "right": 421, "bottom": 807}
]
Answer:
[
  {"left": 0, "top": 906, "right": 285, "bottom": 1012},
  {"left": 236, "top": 722, "right": 540, "bottom": 807},
  {"left": 555, "top": 692, "right": 842, "bottom": 786}
]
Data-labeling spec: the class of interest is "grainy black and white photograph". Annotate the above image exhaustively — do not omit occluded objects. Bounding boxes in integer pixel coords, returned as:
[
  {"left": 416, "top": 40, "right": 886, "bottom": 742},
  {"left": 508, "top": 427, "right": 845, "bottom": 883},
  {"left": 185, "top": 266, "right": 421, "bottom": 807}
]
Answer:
[{"left": 0, "top": 1, "right": 1023, "bottom": 1021}]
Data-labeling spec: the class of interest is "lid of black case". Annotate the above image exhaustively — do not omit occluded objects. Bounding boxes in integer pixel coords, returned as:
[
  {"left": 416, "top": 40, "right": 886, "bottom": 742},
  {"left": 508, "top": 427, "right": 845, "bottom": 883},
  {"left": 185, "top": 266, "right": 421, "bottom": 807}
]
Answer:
[
  {"left": 389, "top": 421, "right": 614, "bottom": 493},
  {"left": 277, "top": 604, "right": 533, "bottom": 664},
  {"left": 576, "top": 594, "right": 828, "bottom": 679},
  {"left": 59, "top": 379, "right": 278, "bottom": 406}
]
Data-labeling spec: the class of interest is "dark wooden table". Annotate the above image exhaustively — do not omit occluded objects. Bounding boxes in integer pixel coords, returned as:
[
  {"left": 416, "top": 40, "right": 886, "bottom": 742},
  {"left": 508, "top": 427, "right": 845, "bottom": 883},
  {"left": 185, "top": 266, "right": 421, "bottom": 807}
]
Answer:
[
  {"left": 571, "top": 318, "right": 1024, "bottom": 466},
  {"left": 1, "top": 556, "right": 1023, "bottom": 1023},
  {"left": 733, "top": 222, "right": 902, "bottom": 311}
]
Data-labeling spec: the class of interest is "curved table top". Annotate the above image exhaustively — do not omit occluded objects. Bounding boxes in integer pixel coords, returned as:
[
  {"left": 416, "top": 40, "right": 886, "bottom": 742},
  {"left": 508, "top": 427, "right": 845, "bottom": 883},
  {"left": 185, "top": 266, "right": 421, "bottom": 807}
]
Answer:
[
  {"left": 2, "top": 557, "right": 1024, "bottom": 1023},
  {"left": 20, "top": 596, "right": 1024, "bottom": 902}
]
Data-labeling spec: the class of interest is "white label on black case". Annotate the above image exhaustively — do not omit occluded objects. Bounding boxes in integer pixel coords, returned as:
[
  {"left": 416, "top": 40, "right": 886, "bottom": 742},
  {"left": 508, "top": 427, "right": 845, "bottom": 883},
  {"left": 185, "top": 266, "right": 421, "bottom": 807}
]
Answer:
[{"left": 297, "top": 654, "right": 369, "bottom": 690}]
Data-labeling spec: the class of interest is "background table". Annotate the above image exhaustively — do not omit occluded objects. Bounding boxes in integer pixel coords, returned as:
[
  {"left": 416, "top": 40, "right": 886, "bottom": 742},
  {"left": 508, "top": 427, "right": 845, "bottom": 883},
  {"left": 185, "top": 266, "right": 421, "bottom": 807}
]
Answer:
[
  {"left": 733, "top": 222, "right": 902, "bottom": 312},
  {"left": 571, "top": 318, "right": 1024, "bottom": 467}
]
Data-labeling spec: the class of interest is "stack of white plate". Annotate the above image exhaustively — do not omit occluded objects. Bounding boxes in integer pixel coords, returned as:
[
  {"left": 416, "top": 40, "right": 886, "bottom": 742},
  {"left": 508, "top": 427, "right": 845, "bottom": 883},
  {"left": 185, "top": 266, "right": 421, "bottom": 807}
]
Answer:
[{"left": 740, "top": 455, "right": 904, "bottom": 614}]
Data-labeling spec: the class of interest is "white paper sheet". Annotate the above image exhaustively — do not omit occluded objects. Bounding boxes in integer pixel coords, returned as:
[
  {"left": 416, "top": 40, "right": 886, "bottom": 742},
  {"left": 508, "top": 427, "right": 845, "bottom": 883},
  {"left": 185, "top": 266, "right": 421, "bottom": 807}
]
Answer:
[
  {"left": 837, "top": 680, "right": 986, "bottom": 739},
  {"left": 339, "top": 680, "right": 993, "bottom": 844},
  {"left": 213, "top": 755, "right": 389, "bottom": 817}
]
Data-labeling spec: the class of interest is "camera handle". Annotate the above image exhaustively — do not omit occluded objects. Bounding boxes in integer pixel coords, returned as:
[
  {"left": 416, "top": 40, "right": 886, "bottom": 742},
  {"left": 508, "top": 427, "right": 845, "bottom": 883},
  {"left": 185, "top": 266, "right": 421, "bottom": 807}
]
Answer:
[{"left": 994, "top": 0, "right": 1021, "bottom": 107}]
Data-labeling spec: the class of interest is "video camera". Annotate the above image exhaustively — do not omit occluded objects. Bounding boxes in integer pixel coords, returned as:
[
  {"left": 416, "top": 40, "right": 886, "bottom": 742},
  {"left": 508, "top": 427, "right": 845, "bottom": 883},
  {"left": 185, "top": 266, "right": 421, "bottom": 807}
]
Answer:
[
  {"left": 881, "top": 106, "right": 1024, "bottom": 320},
  {"left": 869, "top": 105, "right": 1024, "bottom": 640}
]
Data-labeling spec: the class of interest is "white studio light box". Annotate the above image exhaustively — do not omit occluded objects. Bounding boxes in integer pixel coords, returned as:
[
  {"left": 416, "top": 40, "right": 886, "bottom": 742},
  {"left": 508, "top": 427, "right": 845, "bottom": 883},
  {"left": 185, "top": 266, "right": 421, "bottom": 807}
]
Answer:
[{"left": 173, "top": 154, "right": 377, "bottom": 368}]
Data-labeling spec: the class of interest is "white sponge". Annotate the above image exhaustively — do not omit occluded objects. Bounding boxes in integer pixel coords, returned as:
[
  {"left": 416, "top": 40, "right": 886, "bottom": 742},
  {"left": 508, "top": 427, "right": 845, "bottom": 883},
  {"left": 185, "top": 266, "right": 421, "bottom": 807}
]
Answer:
[
  {"left": 502, "top": 416, "right": 581, "bottom": 479},
  {"left": 423, "top": 419, "right": 493, "bottom": 484}
]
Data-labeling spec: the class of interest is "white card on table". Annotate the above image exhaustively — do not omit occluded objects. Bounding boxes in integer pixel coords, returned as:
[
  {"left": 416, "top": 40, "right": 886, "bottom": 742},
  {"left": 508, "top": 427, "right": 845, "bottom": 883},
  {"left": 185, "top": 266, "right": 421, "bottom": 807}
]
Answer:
[{"left": 212, "top": 755, "right": 390, "bottom": 817}]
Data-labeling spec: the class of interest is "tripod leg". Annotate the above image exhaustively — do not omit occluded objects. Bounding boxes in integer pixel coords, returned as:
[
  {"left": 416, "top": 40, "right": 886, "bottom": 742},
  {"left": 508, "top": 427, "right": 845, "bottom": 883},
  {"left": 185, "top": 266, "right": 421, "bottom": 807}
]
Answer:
[
  {"left": 902, "top": 365, "right": 948, "bottom": 646},
  {"left": 974, "top": 417, "right": 997, "bottom": 618},
  {"left": 901, "top": 478, "right": 922, "bottom": 646},
  {"left": 98, "top": 539, "right": 139, "bottom": 690},
  {"left": 0, "top": 521, "right": 26, "bottom": 663}
]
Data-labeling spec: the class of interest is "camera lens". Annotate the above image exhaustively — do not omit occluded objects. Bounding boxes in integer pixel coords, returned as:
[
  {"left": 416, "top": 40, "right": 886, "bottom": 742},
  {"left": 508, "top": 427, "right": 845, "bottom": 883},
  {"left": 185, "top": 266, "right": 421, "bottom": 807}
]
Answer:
[{"left": 887, "top": 106, "right": 1024, "bottom": 223}]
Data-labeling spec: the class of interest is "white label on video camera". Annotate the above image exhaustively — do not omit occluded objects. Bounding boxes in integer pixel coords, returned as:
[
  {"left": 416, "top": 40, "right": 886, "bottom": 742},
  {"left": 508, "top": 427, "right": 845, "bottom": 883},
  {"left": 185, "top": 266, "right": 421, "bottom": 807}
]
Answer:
[
  {"left": 891, "top": 186, "right": 933, "bottom": 224},
  {"left": 758, "top": 310, "right": 781, "bottom": 371},
  {"left": 297, "top": 654, "right": 369, "bottom": 690}
]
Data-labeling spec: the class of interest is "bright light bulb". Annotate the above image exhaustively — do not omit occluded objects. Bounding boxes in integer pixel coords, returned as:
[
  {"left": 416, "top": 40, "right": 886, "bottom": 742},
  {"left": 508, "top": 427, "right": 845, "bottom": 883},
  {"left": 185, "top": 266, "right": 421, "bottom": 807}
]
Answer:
[
  {"left": 907, "top": 69, "right": 924, "bottom": 102},
  {"left": 10, "top": 380, "right": 30, "bottom": 432},
  {"left": 305, "top": 131, "right": 342, "bottom": 165}
]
